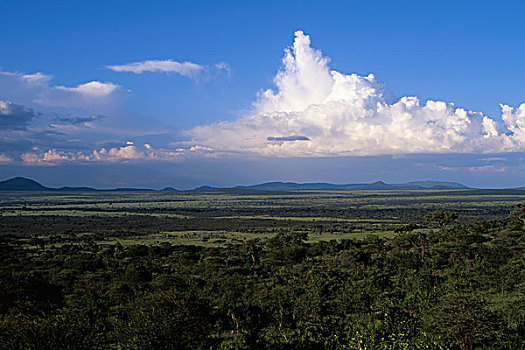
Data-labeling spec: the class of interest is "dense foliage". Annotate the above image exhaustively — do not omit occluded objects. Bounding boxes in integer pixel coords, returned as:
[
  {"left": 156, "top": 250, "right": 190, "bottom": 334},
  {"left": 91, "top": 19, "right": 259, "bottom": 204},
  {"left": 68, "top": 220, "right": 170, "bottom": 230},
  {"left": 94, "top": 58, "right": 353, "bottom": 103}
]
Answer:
[{"left": 0, "top": 194, "right": 524, "bottom": 349}]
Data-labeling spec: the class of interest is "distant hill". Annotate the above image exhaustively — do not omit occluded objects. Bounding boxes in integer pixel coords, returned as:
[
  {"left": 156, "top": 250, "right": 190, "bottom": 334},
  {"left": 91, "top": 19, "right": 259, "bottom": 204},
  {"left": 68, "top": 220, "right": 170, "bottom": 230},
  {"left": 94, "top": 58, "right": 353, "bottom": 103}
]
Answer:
[
  {"left": 193, "top": 185, "right": 217, "bottom": 190},
  {"left": 0, "top": 177, "right": 475, "bottom": 192},
  {"left": 235, "top": 180, "right": 470, "bottom": 191},
  {"left": 404, "top": 181, "right": 468, "bottom": 189},
  {"left": 0, "top": 177, "right": 52, "bottom": 191},
  {"left": 0, "top": 177, "right": 152, "bottom": 192}
]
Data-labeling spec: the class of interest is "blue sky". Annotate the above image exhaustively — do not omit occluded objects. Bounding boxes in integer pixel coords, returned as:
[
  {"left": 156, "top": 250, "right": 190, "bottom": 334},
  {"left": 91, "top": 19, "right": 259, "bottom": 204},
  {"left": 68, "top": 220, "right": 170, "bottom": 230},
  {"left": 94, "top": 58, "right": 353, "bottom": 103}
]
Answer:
[{"left": 1, "top": 0, "right": 525, "bottom": 188}]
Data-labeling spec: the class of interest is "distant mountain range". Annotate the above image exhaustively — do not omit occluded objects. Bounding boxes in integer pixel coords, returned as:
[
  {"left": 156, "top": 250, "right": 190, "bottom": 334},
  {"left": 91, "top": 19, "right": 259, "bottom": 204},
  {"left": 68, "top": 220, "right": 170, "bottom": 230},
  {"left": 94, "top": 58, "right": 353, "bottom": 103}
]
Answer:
[
  {"left": 0, "top": 177, "right": 153, "bottom": 192},
  {"left": 0, "top": 177, "right": 475, "bottom": 192},
  {"left": 234, "top": 180, "right": 470, "bottom": 191}
]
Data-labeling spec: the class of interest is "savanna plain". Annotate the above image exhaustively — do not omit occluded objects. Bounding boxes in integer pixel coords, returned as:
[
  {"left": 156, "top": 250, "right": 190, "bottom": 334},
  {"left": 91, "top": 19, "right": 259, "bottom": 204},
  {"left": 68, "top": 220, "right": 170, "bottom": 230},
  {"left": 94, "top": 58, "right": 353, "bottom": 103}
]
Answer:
[{"left": 1, "top": 189, "right": 524, "bottom": 349}]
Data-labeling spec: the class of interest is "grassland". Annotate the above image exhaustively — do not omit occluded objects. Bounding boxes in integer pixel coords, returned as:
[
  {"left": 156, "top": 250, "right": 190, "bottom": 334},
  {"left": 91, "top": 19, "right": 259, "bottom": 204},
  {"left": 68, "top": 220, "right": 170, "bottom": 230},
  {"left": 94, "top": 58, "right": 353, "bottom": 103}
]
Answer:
[
  {"left": 1, "top": 188, "right": 523, "bottom": 247},
  {"left": 1, "top": 188, "right": 524, "bottom": 349}
]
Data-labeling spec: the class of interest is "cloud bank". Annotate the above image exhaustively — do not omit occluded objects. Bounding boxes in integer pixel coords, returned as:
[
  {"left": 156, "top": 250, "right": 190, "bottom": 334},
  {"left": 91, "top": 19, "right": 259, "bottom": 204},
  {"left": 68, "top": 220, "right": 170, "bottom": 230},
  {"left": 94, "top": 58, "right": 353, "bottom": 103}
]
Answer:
[
  {"left": 18, "top": 142, "right": 215, "bottom": 165},
  {"left": 190, "top": 31, "right": 525, "bottom": 156}
]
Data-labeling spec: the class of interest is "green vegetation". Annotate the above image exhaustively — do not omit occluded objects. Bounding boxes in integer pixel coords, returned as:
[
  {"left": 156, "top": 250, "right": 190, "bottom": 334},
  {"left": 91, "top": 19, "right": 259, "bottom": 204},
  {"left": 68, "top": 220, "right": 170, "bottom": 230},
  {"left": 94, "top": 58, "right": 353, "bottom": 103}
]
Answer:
[{"left": 0, "top": 190, "right": 524, "bottom": 349}]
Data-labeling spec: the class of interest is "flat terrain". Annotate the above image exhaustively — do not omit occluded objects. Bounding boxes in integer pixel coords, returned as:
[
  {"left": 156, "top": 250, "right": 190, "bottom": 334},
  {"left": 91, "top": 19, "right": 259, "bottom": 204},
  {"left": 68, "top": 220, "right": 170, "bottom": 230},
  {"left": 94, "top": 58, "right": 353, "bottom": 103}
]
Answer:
[
  {"left": 1, "top": 188, "right": 524, "bottom": 246},
  {"left": 1, "top": 189, "right": 524, "bottom": 349}
]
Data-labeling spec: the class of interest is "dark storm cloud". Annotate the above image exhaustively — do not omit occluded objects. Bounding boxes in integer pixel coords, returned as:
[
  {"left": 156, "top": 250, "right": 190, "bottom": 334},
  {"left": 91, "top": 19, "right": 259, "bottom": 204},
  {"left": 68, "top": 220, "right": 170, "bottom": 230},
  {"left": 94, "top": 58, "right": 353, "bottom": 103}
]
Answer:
[
  {"left": 52, "top": 114, "right": 105, "bottom": 126},
  {"left": 0, "top": 128, "right": 68, "bottom": 153},
  {"left": 267, "top": 135, "right": 310, "bottom": 142},
  {"left": 0, "top": 100, "right": 41, "bottom": 129}
]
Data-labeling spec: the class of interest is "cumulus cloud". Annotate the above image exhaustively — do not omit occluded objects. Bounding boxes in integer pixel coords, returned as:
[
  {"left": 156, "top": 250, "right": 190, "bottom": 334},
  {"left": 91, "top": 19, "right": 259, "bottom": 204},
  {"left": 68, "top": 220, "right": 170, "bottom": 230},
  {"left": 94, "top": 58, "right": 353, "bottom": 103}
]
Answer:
[
  {"left": 86, "top": 145, "right": 157, "bottom": 162},
  {"left": 18, "top": 143, "right": 215, "bottom": 165},
  {"left": 107, "top": 59, "right": 229, "bottom": 80},
  {"left": 0, "top": 71, "right": 52, "bottom": 85},
  {"left": 5, "top": 31, "right": 525, "bottom": 167},
  {"left": 54, "top": 81, "right": 118, "bottom": 97},
  {"left": 0, "top": 154, "right": 13, "bottom": 162},
  {"left": 21, "top": 149, "right": 73, "bottom": 164},
  {"left": 20, "top": 145, "right": 154, "bottom": 164},
  {"left": 189, "top": 30, "right": 525, "bottom": 157},
  {"left": 36, "top": 81, "right": 121, "bottom": 109},
  {"left": 0, "top": 100, "right": 41, "bottom": 129},
  {"left": 501, "top": 104, "right": 525, "bottom": 141},
  {"left": 0, "top": 69, "right": 121, "bottom": 111}
]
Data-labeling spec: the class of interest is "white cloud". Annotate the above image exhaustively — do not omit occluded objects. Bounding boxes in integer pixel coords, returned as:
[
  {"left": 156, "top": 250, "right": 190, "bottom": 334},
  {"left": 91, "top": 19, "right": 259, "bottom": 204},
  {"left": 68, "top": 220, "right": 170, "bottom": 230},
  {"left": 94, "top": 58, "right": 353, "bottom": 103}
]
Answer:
[
  {"left": 214, "top": 62, "right": 230, "bottom": 75},
  {"left": 36, "top": 81, "right": 121, "bottom": 109},
  {"left": 0, "top": 69, "right": 121, "bottom": 111},
  {"left": 0, "top": 100, "right": 9, "bottom": 114},
  {"left": 0, "top": 71, "right": 52, "bottom": 85},
  {"left": 108, "top": 59, "right": 203, "bottom": 77},
  {"left": 20, "top": 72, "right": 52, "bottom": 85},
  {"left": 188, "top": 145, "right": 213, "bottom": 152},
  {"left": 20, "top": 144, "right": 189, "bottom": 164},
  {"left": 85, "top": 145, "right": 157, "bottom": 162},
  {"left": 468, "top": 165, "right": 507, "bottom": 172},
  {"left": 501, "top": 103, "right": 525, "bottom": 143},
  {"left": 20, "top": 145, "right": 150, "bottom": 164},
  {"left": 54, "top": 81, "right": 119, "bottom": 98},
  {"left": 189, "top": 30, "right": 525, "bottom": 157},
  {"left": 439, "top": 164, "right": 507, "bottom": 173},
  {"left": 0, "top": 154, "right": 12, "bottom": 162},
  {"left": 107, "top": 59, "right": 229, "bottom": 80}
]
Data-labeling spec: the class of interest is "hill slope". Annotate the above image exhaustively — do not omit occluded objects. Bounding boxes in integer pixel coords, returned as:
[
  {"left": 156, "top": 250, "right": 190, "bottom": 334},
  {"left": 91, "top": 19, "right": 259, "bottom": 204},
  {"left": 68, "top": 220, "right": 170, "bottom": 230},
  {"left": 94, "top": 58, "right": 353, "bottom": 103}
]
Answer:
[
  {"left": 0, "top": 177, "right": 51, "bottom": 191},
  {"left": 235, "top": 180, "right": 470, "bottom": 191},
  {"left": 0, "top": 177, "right": 471, "bottom": 192}
]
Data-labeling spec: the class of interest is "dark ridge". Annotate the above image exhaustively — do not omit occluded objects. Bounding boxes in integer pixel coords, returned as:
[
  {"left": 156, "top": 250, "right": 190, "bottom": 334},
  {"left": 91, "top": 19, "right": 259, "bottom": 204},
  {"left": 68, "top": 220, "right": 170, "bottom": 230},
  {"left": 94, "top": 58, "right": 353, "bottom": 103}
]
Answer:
[
  {"left": 0, "top": 177, "right": 153, "bottom": 192},
  {"left": 235, "top": 180, "right": 471, "bottom": 191},
  {"left": 2, "top": 177, "right": 513, "bottom": 193},
  {"left": 0, "top": 177, "right": 51, "bottom": 191},
  {"left": 180, "top": 188, "right": 296, "bottom": 196},
  {"left": 193, "top": 185, "right": 217, "bottom": 190}
]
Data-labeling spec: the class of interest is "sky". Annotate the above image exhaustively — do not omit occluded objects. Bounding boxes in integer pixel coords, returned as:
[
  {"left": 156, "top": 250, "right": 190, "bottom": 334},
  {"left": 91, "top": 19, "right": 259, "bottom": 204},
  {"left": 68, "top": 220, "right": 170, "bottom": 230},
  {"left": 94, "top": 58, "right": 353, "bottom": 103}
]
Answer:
[{"left": 1, "top": 0, "right": 525, "bottom": 189}]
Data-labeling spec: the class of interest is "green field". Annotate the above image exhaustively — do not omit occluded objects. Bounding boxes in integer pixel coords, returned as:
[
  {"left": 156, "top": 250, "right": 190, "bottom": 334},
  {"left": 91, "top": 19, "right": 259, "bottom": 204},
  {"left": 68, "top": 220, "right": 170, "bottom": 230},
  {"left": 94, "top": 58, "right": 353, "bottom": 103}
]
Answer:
[
  {"left": 1, "top": 189, "right": 524, "bottom": 349},
  {"left": 1, "top": 189, "right": 523, "bottom": 247}
]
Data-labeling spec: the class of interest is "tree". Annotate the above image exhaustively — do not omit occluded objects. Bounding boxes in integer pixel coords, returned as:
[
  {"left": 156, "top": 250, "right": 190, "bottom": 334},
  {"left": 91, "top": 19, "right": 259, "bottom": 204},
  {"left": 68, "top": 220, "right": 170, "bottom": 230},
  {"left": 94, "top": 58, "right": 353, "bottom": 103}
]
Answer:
[
  {"left": 116, "top": 289, "right": 214, "bottom": 349},
  {"left": 510, "top": 202, "right": 525, "bottom": 222},
  {"left": 424, "top": 291, "right": 496, "bottom": 350},
  {"left": 425, "top": 210, "right": 458, "bottom": 230}
]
